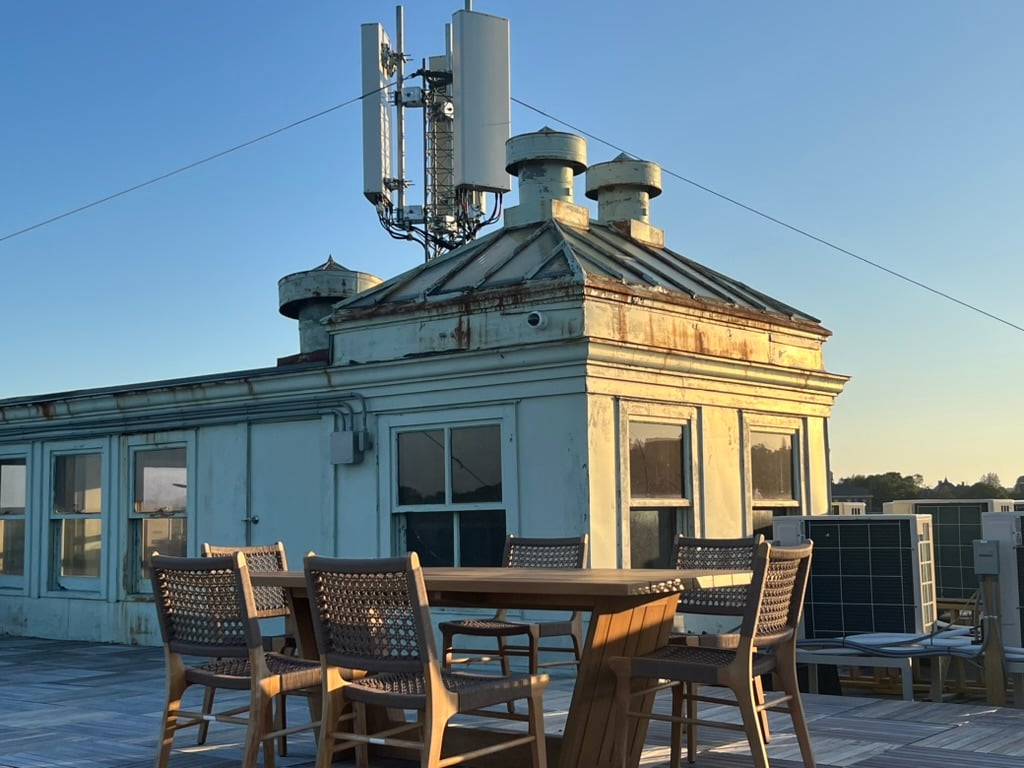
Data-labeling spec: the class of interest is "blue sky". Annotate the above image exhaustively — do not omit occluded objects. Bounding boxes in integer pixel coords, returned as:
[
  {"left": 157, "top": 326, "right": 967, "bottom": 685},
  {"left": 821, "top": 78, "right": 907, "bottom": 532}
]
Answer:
[{"left": 2, "top": 1, "right": 1021, "bottom": 488}]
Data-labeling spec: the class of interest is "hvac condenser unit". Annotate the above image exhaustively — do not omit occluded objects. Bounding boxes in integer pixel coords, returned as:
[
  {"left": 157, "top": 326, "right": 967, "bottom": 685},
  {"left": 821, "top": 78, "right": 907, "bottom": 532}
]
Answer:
[
  {"left": 980, "top": 511, "right": 1024, "bottom": 647},
  {"left": 883, "top": 499, "right": 1016, "bottom": 600},
  {"left": 774, "top": 514, "right": 937, "bottom": 639}
]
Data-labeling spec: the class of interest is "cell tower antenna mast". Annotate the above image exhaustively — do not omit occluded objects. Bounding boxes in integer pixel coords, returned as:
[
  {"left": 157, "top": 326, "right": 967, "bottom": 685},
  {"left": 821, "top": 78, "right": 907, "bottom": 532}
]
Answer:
[{"left": 360, "top": 5, "right": 511, "bottom": 261}]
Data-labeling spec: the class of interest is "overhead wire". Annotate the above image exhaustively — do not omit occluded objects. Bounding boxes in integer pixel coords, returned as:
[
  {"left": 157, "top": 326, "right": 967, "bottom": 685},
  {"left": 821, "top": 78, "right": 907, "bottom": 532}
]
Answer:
[
  {"left": 0, "top": 85, "right": 1019, "bottom": 336},
  {"left": 512, "top": 96, "right": 1024, "bottom": 336},
  {"left": 0, "top": 88, "right": 386, "bottom": 246}
]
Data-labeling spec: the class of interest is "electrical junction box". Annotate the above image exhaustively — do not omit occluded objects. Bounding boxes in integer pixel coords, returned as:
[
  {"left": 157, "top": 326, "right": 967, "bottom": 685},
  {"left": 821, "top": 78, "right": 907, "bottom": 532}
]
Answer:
[
  {"left": 973, "top": 539, "right": 999, "bottom": 575},
  {"left": 401, "top": 205, "right": 426, "bottom": 224},
  {"left": 400, "top": 86, "right": 425, "bottom": 107},
  {"left": 330, "top": 431, "right": 363, "bottom": 465}
]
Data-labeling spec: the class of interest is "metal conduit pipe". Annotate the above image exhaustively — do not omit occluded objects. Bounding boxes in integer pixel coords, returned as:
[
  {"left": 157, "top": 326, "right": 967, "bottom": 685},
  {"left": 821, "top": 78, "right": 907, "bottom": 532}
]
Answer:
[{"left": 1, "top": 392, "right": 374, "bottom": 443}]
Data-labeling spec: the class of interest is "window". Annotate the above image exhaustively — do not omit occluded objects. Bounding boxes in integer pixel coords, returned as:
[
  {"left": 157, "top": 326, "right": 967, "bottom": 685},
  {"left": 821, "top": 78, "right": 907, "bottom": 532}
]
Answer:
[
  {"left": 392, "top": 422, "right": 506, "bottom": 566},
  {"left": 0, "top": 458, "right": 27, "bottom": 581},
  {"left": 129, "top": 446, "right": 188, "bottom": 593},
  {"left": 625, "top": 417, "right": 694, "bottom": 568},
  {"left": 50, "top": 452, "right": 103, "bottom": 589},
  {"left": 747, "top": 423, "right": 802, "bottom": 538}
]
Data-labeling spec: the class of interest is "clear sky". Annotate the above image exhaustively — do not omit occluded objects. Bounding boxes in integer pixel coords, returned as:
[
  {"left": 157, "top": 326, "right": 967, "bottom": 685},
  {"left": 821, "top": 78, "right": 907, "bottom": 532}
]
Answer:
[{"left": 2, "top": 1, "right": 1021, "bottom": 489}]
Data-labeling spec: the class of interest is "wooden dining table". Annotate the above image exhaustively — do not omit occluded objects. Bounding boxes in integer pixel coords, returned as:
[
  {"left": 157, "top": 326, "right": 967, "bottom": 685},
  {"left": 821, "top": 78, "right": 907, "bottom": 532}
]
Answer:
[{"left": 253, "top": 566, "right": 749, "bottom": 768}]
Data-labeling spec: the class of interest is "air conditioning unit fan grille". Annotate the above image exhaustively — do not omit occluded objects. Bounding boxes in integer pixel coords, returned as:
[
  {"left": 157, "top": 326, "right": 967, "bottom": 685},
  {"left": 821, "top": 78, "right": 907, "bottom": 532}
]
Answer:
[{"left": 775, "top": 515, "right": 936, "bottom": 640}]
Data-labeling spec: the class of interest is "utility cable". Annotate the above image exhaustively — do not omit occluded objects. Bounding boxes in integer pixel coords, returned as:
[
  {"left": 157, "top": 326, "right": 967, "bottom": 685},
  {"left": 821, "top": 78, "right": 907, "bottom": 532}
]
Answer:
[
  {"left": 512, "top": 96, "right": 1024, "bottom": 335},
  {"left": 3, "top": 87, "right": 1020, "bottom": 336},
  {"left": 0, "top": 88, "right": 388, "bottom": 245}
]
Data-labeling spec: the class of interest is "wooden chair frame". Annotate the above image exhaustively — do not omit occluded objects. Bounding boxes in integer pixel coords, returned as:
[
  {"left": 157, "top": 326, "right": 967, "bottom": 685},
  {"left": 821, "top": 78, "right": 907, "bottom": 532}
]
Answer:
[
  {"left": 439, "top": 534, "right": 589, "bottom": 677},
  {"left": 197, "top": 541, "right": 302, "bottom": 756},
  {"left": 610, "top": 540, "right": 815, "bottom": 768},
  {"left": 670, "top": 533, "right": 770, "bottom": 741},
  {"left": 304, "top": 551, "right": 550, "bottom": 768},
  {"left": 151, "top": 551, "right": 321, "bottom": 768}
]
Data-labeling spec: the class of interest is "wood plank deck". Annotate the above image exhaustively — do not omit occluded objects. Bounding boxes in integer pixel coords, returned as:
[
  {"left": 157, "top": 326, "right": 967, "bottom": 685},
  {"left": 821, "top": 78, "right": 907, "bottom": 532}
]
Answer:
[{"left": 1, "top": 637, "right": 1023, "bottom": 767}]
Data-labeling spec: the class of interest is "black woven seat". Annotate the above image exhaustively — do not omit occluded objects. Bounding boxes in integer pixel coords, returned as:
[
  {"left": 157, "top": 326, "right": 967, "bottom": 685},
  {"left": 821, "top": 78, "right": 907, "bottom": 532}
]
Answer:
[
  {"left": 439, "top": 534, "right": 589, "bottom": 677},
  {"left": 305, "top": 552, "right": 550, "bottom": 768},
  {"left": 151, "top": 552, "right": 321, "bottom": 768},
  {"left": 610, "top": 540, "right": 815, "bottom": 768}
]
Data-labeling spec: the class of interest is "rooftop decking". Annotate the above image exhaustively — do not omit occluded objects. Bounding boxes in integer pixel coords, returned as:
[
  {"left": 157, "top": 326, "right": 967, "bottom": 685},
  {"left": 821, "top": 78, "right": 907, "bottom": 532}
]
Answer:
[{"left": 1, "top": 637, "right": 1023, "bottom": 767}]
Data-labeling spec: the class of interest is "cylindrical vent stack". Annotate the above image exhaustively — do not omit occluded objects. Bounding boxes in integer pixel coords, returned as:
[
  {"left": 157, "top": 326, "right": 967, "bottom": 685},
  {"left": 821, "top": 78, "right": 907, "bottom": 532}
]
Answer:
[
  {"left": 505, "top": 127, "right": 587, "bottom": 217},
  {"left": 585, "top": 153, "right": 662, "bottom": 224},
  {"left": 278, "top": 256, "right": 382, "bottom": 354}
]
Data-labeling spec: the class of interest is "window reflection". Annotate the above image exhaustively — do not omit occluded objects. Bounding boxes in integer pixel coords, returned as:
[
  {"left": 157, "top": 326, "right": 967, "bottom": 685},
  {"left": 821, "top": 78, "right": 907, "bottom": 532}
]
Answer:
[
  {"left": 751, "top": 431, "right": 794, "bottom": 501},
  {"left": 629, "top": 422, "right": 684, "bottom": 498},
  {"left": 451, "top": 425, "right": 501, "bottom": 502},
  {"left": 397, "top": 430, "right": 445, "bottom": 504}
]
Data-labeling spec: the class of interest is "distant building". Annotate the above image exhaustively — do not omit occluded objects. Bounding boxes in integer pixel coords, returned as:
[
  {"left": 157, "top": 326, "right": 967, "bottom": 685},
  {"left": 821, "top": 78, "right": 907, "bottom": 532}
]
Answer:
[
  {"left": 831, "top": 481, "right": 874, "bottom": 511},
  {"left": 0, "top": 130, "right": 848, "bottom": 644},
  {"left": 1012, "top": 475, "right": 1024, "bottom": 497}
]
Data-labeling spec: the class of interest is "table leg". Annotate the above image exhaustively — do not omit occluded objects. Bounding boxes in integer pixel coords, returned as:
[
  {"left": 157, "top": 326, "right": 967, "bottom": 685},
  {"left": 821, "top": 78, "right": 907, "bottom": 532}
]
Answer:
[{"left": 560, "top": 594, "right": 679, "bottom": 768}]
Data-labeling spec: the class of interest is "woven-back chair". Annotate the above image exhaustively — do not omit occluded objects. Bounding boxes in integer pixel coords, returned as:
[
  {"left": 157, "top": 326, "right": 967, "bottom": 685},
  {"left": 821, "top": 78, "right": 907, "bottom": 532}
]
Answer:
[
  {"left": 198, "top": 541, "right": 301, "bottom": 755},
  {"left": 439, "top": 534, "right": 589, "bottom": 677},
  {"left": 670, "top": 534, "right": 770, "bottom": 740},
  {"left": 150, "top": 552, "right": 321, "bottom": 768},
  {"left": 610, "top": 539, "right": 815, "bottom": 768},
  {"left": 304, "top": 551, "right": 550, "bottom": 768}
]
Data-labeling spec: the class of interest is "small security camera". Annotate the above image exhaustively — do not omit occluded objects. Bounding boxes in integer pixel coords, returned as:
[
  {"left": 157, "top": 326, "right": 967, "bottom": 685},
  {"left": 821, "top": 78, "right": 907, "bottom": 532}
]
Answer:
[{"left": 526, "top": 311, "right": 548, "bottom": 329}]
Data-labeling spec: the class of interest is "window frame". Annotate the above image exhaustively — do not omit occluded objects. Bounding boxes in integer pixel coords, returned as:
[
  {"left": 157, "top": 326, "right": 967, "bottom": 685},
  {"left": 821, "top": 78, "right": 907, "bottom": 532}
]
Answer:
[
  {"left": 742, "top": 414, "right": 806, "bottom": 537},
  {"left": 123, "top": 433, "right": 195, "bottom": 597},
  {"left": 380, "top": 405, "right": 517, "bottom": 566},
  {"left": 43, "top": 441, "right": 109, "bottom": 595},
  {"left": 618, "top": 401, "right": 698, "bottom": 568},
  {"left": 0, "top": 449, "right": 30, "bottom": 590}
]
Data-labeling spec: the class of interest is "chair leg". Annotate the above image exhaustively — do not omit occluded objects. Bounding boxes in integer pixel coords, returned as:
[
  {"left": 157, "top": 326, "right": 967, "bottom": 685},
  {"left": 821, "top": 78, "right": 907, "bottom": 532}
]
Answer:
[
  {"left": 276, "top": 692, "right": 288, "bottom": 756},
  {"left": 527, "top": 690, "right": 548, "bottom": 768},
  {"left": 775, "top": 656, "right": 816, "bottom": 768},
  {"left": 754, "top": 675, "right": 771, "bottom": 743},
  {"left": 733, "top": 680, "right": 770, "bottom": 768},
  {"left": 686, "top": 682, "right": 697, "bottom": 765},
  {"left": 669, "top": 683, "right": 684, "bottom": 768},
  {"left": 242, "top": 685, "right": 275, "bottom": 768},
  {"left": 354, "top": 702, "right": 370, "bottom": 768},
  {"left": 197, "top": 686, "right": 215, "bottom": 745},
  {"left": 423, "top": 709, "right": 447, "bottom": 768},
  {"left": 155, "top": 675, "right": 188, "bottom": 768},
  {"left": 317, "top": 682, "right": 345, "bottom": 768}
]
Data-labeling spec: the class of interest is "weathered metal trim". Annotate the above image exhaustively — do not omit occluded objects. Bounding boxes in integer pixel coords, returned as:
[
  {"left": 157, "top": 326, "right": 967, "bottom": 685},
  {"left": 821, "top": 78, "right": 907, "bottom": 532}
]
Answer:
[
  {"left": 580, "top": 278, "right": 831, "bottom": 338},
  {"left": 586, "top": 341, "right": 849, "bottom": 398}
]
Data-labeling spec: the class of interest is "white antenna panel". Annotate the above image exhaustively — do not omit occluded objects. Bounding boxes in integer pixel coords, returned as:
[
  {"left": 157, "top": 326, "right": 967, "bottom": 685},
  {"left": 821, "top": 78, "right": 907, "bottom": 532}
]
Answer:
[
  {"left": 452, "top": 10, "right": 511, "bottom": 193},
  {"left": 361, "top": 23, "right": 393, "bottom": 205}
]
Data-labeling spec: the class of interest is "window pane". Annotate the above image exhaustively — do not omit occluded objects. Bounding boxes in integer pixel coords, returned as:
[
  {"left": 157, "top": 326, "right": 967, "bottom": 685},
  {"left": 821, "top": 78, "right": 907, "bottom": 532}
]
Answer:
[
  {"left": 451, "top": 425, "right": 502, "bottom": 503},
  {"left": 630, "top": 507, "right": 678, "bottom": 568},
  {"left": 60, "top": 518, "right": 102, "bottom": 577},
  {"left": 397, "top": 430, "right": 445, "bottom": 505},
  {"left": 134, "top": 448, "right": 187, "bottom": 514},
  {"left": 0, "top": 519, "right": 25, "bottom": 575},
  {"left": 0, "top": 460, "right": 26, "bottom": 514},
  {"left": 54, "top": 454, "right": 102, "bottom": 514},
  {"left": 629, "top": 422, "right": 685, "bottom": 498},
  {"left": 402, "top": 512, "right": 454, "bottom": 566},
  {"left": 458, "top": 510, "right": 506, "bottom": 566},
  {"left": 140, "top": 518, "right": 187, "bottom": 581},
  {"left": 750, "top": 431, "right": 794, "bottom": 501}
]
